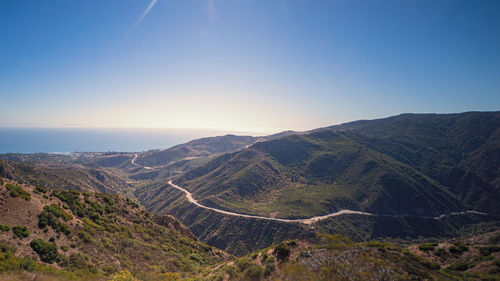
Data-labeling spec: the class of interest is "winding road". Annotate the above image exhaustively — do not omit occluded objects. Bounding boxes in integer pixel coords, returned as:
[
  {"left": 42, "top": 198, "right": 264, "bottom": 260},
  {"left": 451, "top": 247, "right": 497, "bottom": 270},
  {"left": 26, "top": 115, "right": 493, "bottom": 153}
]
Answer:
[
  {"left": 130, "top": 154, "right": 490, "bottom": 225},
  {"left": 131, "top": 153, "right": 153, "bottom": 169},
  {"left": 167, "top": 180, "right": 487, "bottom": 225},
  {"left": 131, "top": 153, "right": 199, "bottom": 170}
]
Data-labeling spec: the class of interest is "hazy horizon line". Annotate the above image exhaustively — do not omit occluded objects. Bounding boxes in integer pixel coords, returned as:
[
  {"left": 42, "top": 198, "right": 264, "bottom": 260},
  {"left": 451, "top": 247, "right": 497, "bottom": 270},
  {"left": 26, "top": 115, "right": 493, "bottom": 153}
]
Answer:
[{"left": 1, "top": 110, "right": 497, "bottom": 134}]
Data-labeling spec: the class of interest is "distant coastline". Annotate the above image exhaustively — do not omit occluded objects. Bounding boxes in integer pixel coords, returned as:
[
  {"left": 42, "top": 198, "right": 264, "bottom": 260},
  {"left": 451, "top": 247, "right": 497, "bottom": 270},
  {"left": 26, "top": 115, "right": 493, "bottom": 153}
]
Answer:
[{"left": 0, "top": 128, "right": 258, "bottom": 154}]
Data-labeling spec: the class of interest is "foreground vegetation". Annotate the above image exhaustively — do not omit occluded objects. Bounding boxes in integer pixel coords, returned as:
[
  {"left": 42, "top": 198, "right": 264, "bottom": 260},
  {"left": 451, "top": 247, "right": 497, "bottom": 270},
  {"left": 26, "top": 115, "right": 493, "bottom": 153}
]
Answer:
[
  {"left": 0, "top": 178, "right": 228, "bottom": 280},
  {"left": 2, "top": 175, "right": 499, "bottom": 280}
]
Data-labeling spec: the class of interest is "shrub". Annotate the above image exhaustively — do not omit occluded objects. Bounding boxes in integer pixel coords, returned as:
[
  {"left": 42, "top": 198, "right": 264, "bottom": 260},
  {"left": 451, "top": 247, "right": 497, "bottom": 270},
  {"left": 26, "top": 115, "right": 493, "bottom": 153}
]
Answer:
[
  {"left": 433, "top": 248, "right": 448, "bottom": 258},
  {"left": 52, "top": 190, "right": 87, "bottom": 217},
  {"left": 282, "top": 264, "right": 313, "bottom": 280},
  {"left": 235, "top": 257, "right": 252, "bottom": 271},
  {"left": 446, "top": 261, "right": 475, "bottom": 271},
  {"left": 12, "top": 225, "right": 29, "bottom": 238},
  {"left": 112, "top": 270, "right": 138, "bottom": 281},
  {"left": 35, "top": 185, "right": 47, "bottom": 193},
  {"left": 0, "top": 224, "right": 10, "bottom": 231},
  {"left": 189, "top": 253, "right": 204, "bottom": 265},
  {"left": 57, "top": 222, "right": 72, "bottom": 236},
  {"left": 38, "top": 205, "right": 73, "bottom": 236},
  {"left": 60, "top": 245, "right": 69, "bottom": 252},
  {"left": 103, "top": 265, "right": 116, "bottom": 275},
  {"left": 57, "top": 255, "right": 70, "bottom": 267},
  {"left": 100, "top": 194, "right": 116, "bottom": 206},
  {"left": 69, "top": 252, "right": 89, "bottom": 269},
  {"left": 274, "top": 242, "right": 290, "bottom": 262},
  {"left": 19, "top": 256, "right": 36, "bottom": 271},
  {"left": 408, "top": 252, "right": 440, "bottom": 270},
  {"left": 265, "top": 256, "right": 275, "bottom": 276},
  {"left": 449, "top": 243, "right": 468, "bottom": 255},
  {"left": 241, "top": 264, "right": 264, "bottom": 281},
  {"left": 44, "top": 204, "right": 73, "bottom": 221},
  {"left": 30, "top": 238, "right": 58, "bottom": 263},
  {"left": 78, "top": 231, "right": 92, "bottom": 243},
  {"left": 319, "top": 233, "right": 353, "bottom": 249},
  {"left": 418, "top": 242, "right": 438, "bottom": 252},
  {"left": 479, "top": 246, "right": 500, "bottom": 256},
  {"left": 6, "top": 183, "right": 30, "bottom": 200}
]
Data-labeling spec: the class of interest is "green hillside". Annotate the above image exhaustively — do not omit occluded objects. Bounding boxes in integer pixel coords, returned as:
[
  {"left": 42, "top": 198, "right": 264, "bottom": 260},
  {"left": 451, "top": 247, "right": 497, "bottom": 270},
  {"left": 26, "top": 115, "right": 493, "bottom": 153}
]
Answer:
[
  {"left": 0, "top": 160, "right": 132, "bottom": 195},
  {"left": 134, "top": 135, "right": 258, "bottom": 167},
  {"left": 172, "top": 112, "right": 500, "bottom": 219},
  {"left": 0, "top": 177, "right": 229, "bottom": 280}
]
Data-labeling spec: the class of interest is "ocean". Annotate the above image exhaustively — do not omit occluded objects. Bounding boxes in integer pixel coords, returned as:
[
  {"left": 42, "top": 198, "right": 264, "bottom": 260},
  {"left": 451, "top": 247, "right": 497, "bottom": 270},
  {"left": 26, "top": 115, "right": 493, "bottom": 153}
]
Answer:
[{"left": 0, "top": 128, "right": 244, "bottom": 154}]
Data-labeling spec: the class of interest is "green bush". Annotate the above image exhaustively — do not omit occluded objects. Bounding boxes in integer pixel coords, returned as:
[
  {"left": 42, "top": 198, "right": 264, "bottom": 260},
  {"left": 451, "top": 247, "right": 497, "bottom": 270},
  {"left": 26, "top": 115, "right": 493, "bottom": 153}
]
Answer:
[
  {"left": 111, "top": 270, "right": 138, "bottom": 281},
  {"left": 52, "top": 190, "right": 87, "bottom": 217},
  {"left": 6, "top": 183, "right": 30, "bottom": 201},
  {"left": 235, "top": 257, "right": 252, "bottom": 271},
  {"left": 35, "top": 185, "right": 47, "bottom": 193},
  {"left": 418, "top": 242, "right": 438, "bottom": 252},
  {"left": 68, "top": 252, "right": 89, "bottom": 269},
  {"left": 103, "top": 265, "right": 116, "bottom": 275},
  {"left": 19, "top": 256, "right": 36, "bottom": 271},
  {"left": 274, "top": 243, "right": 290, "bottom": 262},
  {"left": 449, "top": 243, "right": 468, "bottom": 255},
  {"left": 0, "top": 224, "right": 10, "bottom": 231},
  {"left": 60, "top": 245, "right": 69, "bottom": 252},
  {"left": 12, "top": 225, "right": 29, "bottom": 238},
  {"left": 30, "top": 238, "right": 58, "bottom": 263},
  {"left": 446, "top": 261, "right": 475, "bottom": 271},
  {"left": 189, "top": 253, "right": 204, "bottom": 265},
  {"left": 44, "top": 204, "right": 73, "bottom": 221},
  {"left": 265, "top": 256, "right": 275, "bottom": 276},
  {"left": 38, "top": 205, "right": 73, "bottom": 236},
  {"left": 241, "top": 264, "right": 264, "bottom": 281},
  {"left": 78, "top": 231, "right": 92, "bottom": 243},
  {"left": 433, "top": 248, "right": 448, "bottom": 258}
]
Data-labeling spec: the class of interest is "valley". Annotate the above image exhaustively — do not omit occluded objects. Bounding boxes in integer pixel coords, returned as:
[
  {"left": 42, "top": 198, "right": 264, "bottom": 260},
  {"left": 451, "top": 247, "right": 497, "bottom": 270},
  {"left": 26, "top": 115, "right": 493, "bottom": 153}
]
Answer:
[{"left": 1, "top": 112, "right": 499, "bottom": 280}]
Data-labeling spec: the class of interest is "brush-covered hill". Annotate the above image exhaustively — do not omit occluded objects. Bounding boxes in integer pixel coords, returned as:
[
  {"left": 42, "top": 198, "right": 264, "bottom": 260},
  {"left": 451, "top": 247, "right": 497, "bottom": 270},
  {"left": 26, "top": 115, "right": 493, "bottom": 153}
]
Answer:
[
  {"left": 133, "top": 135, "right": 259, "bottom": 168},
  {"left": 171, "top": 112, "right": 500, "bottom": 219},
  {"left": 325, "top": 111, "right": 500, "bottom": 210},
  {"left": 0, "top": 177, "right": 229, "bottom": 280},
  {"left": 0, "top": 159, "right": 132, "bottom": 195},
  {"left": 206, "top": 231, "right": 500, "bottom": 281}
]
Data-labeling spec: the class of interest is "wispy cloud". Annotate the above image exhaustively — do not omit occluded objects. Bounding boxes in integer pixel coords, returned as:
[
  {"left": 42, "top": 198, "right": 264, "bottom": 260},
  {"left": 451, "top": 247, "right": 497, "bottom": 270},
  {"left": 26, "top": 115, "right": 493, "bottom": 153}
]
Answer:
[
  {"left": 208, "top": 0, "right": 215, "bottom": 25},
  {"left": 125, "top": 0, "right": 158, "bottom": 38}
]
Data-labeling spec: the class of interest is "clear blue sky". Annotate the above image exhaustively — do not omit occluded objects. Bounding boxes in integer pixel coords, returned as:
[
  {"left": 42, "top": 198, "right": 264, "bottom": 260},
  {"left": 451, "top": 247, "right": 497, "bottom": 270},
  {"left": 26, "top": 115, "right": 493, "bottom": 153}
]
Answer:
[{"left": 1, "top": 0, "right": 499, "bottom": 133}]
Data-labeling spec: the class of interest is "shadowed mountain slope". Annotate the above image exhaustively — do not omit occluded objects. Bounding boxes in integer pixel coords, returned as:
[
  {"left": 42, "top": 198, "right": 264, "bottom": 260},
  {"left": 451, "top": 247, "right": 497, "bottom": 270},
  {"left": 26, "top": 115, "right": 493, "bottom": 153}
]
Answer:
[{"left": 171, "top": 112, "right": 500, "bottom": 218}]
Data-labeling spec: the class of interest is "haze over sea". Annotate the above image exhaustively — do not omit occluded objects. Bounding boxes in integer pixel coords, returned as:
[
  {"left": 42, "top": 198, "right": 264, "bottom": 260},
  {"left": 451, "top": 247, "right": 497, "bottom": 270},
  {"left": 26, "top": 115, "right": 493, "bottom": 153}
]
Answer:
[{"left": 0, "top": 128, "right": 259, "bottom": 154}]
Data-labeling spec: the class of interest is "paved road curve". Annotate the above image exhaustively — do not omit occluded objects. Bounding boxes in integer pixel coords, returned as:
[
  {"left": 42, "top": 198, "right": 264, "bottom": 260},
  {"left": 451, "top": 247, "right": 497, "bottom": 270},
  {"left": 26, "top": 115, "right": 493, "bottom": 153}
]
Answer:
[
  {"left": 167, "top": 180, "right": 487, "bottom": 225},
  {"left": 131, "top": 153, "right": 199, "bottom": 170},
  {"left": 130, "top": 154, "right": 489, "bottom": 224}
]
